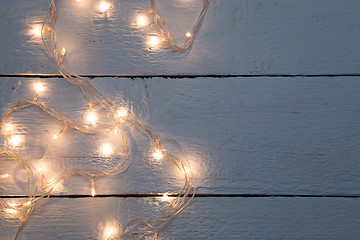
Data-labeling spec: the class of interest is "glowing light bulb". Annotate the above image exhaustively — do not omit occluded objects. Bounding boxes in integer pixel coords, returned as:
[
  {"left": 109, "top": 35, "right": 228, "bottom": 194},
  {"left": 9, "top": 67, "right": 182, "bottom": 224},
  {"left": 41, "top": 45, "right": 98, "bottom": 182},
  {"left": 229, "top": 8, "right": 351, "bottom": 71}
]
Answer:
[
  {"left": 37, "top": 167, "right": 44, "bottom": 173},
  {"left": 104, "top": 225, "right": 117, "bottom": 239},
  {"left": 52, "top": 134, "right": 58, "bottom": 140},
  {"left": 3, "top": 124, "right": 13, "bottom": 134},
  {"left": 34, "top": 82, "right": 45, "bottom": 93},
  {"left": 161, "top": 193, "right": 171, "bottom": 202},
  {"left": 25, "top": 201, "right": 32, "bottom": 206},
  {"left": 9, "top": 135, "right": 22, "bottom": 147},
  {"left": 152, "top": 149, "right": 163, "bottom": 160},
  {"left": 6, "top": 208, "right": 17, "bottom": 214},
  {"left": 116, "top": 107, "right": 128, "bottom": 118},
  {"left": 1, "top": 174, "right": 9, "bottom": 179},
  {"left": 91, "top": 180, "right": 96, "bottom": 197},
  {"left": 76, "top": 0, "right": 82, "bottom": 2},
  {"left": 31, "top": 25, "right": 42, "bottom": 38},
  {"left": 184, "top": 167, "right": 190, "bottom": 174},
  {"left": 186, "top": 32, "right": 192, "bottom": 38},
  {"left": 59, "top": 47, "right": 67, "bottom": 63},
  {"left": 137, "top": 15, "right": 148, "bottom": 27},
  {"left": 148, "top": 36, "right": 160, "bottom": 47},
  {"left": 113, "top": 128, "right": 118, "bottom": 135},
  {"left": 6, "top": 203, "right": 17, "bottom": 214},
  {"left": 99, "top": 2, "right": 110, "bottom": 12},
  {"left": 100, "top": 143, "right": 113, "bottom": 156},
  {"left": 86, "top": 111, "right": 98, "bottom": 125}
]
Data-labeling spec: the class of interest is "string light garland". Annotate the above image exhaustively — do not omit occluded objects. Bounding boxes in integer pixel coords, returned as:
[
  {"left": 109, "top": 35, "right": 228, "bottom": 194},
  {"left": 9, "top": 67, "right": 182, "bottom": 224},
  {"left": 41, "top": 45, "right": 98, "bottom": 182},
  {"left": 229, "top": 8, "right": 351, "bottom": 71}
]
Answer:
[
  {"left": 149, "top": 0, "right": 210, "bottom": 52},
  {"left": 0, "top": 0, "right": 210, "bottom": 239}
]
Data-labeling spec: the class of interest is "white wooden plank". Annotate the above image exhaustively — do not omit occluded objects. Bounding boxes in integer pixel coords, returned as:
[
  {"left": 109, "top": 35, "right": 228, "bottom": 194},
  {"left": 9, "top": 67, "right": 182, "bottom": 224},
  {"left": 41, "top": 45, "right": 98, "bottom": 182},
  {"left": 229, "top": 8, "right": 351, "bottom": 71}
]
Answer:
[
  {"left": 0, "top": 0, "right": 359, "bottom": 75},
  {"left": 1, "top": 76, "right": 359, "bottom": 196},
  {"left": 1, "top": 197, "right": 360, "bottom": 239}
]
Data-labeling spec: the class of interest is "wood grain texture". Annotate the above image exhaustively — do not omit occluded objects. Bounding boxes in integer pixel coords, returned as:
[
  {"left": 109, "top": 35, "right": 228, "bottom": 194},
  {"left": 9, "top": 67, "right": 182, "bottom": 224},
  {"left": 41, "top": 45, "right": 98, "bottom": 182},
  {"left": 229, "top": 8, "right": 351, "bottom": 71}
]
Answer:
[
  {"left": 0, "top": 0, "right": 359, "bottom": 75},
  {"left": 1, "top": 0, "right": 360, "bottom": 238},
  {"left": 1, "top": 76, "right": 359, "bottom": 196},
  {"left": 1, "top": 197, "right": 360, "bottom": 239}
]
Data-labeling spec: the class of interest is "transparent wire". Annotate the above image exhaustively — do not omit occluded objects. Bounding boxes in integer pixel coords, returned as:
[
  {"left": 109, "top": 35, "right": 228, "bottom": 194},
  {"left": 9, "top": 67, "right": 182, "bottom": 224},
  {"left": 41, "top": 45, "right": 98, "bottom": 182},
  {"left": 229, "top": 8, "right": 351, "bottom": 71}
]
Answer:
[{"left": 0, "top": 0, "right": 210, "bottom": 239}]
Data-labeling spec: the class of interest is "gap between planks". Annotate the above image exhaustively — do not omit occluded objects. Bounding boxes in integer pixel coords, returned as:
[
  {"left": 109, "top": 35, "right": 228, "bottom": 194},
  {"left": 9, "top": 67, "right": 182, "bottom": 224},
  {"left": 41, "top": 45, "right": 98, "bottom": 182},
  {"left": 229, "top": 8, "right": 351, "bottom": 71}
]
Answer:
[
  {"left": 0, "top": 74, "right": 359, "bottom": 79},
  {"left": 1, "top": 194, "right": 360, "bottom": 199}
]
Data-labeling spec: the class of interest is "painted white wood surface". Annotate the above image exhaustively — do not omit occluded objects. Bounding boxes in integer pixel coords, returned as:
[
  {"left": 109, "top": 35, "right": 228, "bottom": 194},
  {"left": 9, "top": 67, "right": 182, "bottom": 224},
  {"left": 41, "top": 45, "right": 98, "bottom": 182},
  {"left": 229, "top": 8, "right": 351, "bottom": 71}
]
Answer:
[
  {"left": 1, "top": 0, "right": 360, "bottom": 239},
  {"left": 0, "top": 0, "right": 359, "bottom": 75},
  {"left": 1, "top": 76, "right": 359, "bottom": 196},
  {"left": 1, "top": 197, "right": 360, "bottom": 240}
]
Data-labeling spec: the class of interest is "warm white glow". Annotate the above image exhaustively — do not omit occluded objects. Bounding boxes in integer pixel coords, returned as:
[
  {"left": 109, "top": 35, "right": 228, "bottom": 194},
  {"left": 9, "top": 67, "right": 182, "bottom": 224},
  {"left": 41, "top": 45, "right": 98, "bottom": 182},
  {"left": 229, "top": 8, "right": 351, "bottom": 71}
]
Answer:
[
  {"left": 31, "top": 25, "right": 42, "bottom": 38},
  {"left": 52, "top": 134, "right": 58, "bottom": 140},
  {"left": 116, "top": 107, "right": 128, "bottom": 118},
  {"left": 148, "top": 36, "right": 160, "bottom": 47},
  {"left": 103, "top": 225, "right": 117, "bottom": 239},
  {"left": 99, "top": 2, "right": 110, "bottom": 12},
  {"left": 91, "top": 180, "right": 96, "bottom": 197},
  {"left": 61, "top": 47, "right": 66, "bottom": 56},
  {"left": 152, "top": 149, "right": 163, "bottom": 160},
  {"left": 100, "top": 143, "right": 113, "bottom": 156},
  {"left": 1, "top": 174, "right": 9, "bottom": 179},
  {"left": 113, "top": 128, "right": 118, "bottom": 135},
  {"left": 186, "top": 32, "right": 192, "bottom": 38},
  {"left": 184, "top": 167, "right": 190, "bottom": 174},
  {"left": 3, "top": 124, "right": 13, "bottom": 134},
  {"left": 9, "top": 135, "right": 23, "bottom": 147},
  {"left": 76, "top": 0, "right": 82, "bottom": 2},
  {"left": 86, "top": 111, "right": 98, "bottom": 125},
  {"left": 161, "top": 193, "right": 171, "bottom": 202},
  {"left": 6, "top": 208, "right": 17, "bottom": 214},
  {"left": 34, "top": 82, "right": 45, "bottom": 93},
  {"left": 36, "top": 163, "right": 49, "bottom": 175},
  {"left": 137, "top": 15, "right": 148, "bottom": 27},
  {"left": 6, "top": 203, "right": 17, "bottom": 214}
]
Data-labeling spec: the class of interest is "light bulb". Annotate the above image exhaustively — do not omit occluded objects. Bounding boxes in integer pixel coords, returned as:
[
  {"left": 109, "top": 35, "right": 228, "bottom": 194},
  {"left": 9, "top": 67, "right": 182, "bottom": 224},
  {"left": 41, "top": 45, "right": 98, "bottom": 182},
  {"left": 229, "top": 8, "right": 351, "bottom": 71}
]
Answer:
[
  {"left": 103, "top": 224, "right": 117, "bottom": 239},
  {"left": 186, "top": 32, "right": 192, "bottom": 38},
  {"left": 1, "top": 174, "right": 9, "bottom": 179},
  {"left": 152, "top": 149, "right": 163, "bottom": 160},
  {"left": 6, "top": 208, "right": 17, "bottom": 214},
  {"left": 52, "top": 134, "right": 58, "bottom": 140},
  {"left": 148, "top": 36, "right": 160, "bottom": 47},
  {"left": 116, "top": 107, "right": 128, "bottom": 118},
  {"left": 91, "top": 180, "right": 96, "bottom": 197},
  {"left": 59, "top": 47, "right": 67, "bottom": 63},
  {"left": 113, "top": 128, "right": 118, "bottom": 135},
  {"left": 161, "top": 193, "right": 171, "bottom": 202},
  {"left": 34, "top": 82, "right": 45, "bottom": 93},
  {"left": 100, "top": 143, "right": 113, "bottom": 156},
  {"left": 3, "top": 124, "right": 13, "bottom": 134},
  {"left": 136, "top": 15, "right": 148, "bottom": 27},
  {"left": 6, "top": 203, "right": 17, "bottom": 214},
  {"left": 86, "top": 111, "right": 98, "bottom": 125},
  {"left": 99, "top": 2, "right": 110, "bottom": 12},
  {"left": 31, "top": 25, "right": 42, "bottom": 38},
  {"left": 9, "top": 135, "right": 22, "bottom": 147}
]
